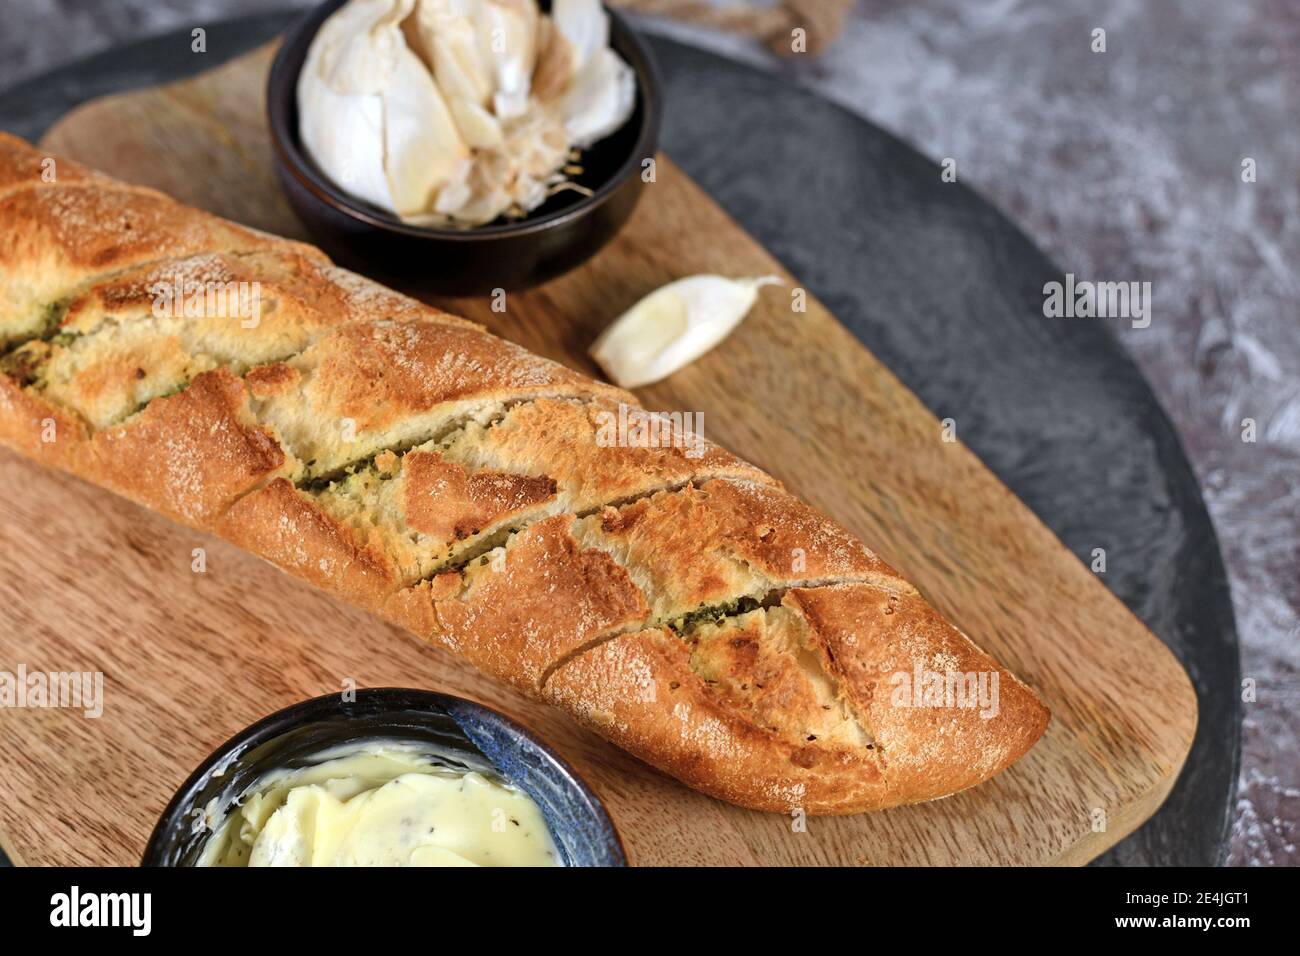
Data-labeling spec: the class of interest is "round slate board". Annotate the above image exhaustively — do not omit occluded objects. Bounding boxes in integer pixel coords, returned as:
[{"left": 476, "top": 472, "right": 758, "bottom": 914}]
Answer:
[{"left": 0, "top": 11, "right": 1238, "bottom": 866}]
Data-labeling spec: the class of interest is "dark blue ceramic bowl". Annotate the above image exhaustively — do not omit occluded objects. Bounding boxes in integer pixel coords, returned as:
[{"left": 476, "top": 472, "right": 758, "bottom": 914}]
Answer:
[{"left": 142, "top": 688, "right": 626, "bottom": 867}]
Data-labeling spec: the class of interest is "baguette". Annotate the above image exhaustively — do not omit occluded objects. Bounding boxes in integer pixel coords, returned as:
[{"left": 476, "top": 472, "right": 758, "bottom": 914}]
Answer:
[{"left": 0, "top": 132, "right": 1049, "bottom": 814}]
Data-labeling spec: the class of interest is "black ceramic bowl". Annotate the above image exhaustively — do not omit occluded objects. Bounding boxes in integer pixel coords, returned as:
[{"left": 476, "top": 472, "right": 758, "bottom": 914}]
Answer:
[
  {"left": 142, "top": 688, "right": 626, "bottom": 867},
  {"left": 267, "top": 0, "right": 661, "bottom": 294}
]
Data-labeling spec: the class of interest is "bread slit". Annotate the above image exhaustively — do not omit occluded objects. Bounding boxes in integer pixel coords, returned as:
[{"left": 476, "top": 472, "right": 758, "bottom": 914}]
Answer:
[
  {"left": 0, "top": 175, "right": 311, "bottom": 347},
  {"left": 535, "top": 577, "right": 895, "bottom": 694},
  {"left": 301, "top": 396, "right": 773, "bottom": 588},
  {"left": 7, "top": 251, "right": 473, "bottom": 430},
  {"left": 684, "top": 604, "right": 878, "bottom": 749},
  {"left": 568, "top": 478, "right": 913, "bottom": 624},
  {"left": 246, "top": 319, "right": 628, "bottom": 480}
]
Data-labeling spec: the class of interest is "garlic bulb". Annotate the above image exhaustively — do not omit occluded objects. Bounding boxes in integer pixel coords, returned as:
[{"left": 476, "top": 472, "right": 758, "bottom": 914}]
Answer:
[
  {"left": 590, "top": 275, "right": 783, "bottom": 389},
  {"left": 298, "top": 0, "right": 637, "bottom": 227}
]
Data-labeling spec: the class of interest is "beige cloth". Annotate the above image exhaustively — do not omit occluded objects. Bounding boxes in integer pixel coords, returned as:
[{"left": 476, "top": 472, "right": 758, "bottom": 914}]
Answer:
[{"left": 610, "top": 0, "right": 852, "bottom": 56}]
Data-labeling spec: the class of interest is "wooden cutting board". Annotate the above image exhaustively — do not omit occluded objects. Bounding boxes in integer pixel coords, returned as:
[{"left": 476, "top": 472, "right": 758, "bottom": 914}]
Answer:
[{"left": 0, "top": 42, "right": 1197, "bottom": 867}]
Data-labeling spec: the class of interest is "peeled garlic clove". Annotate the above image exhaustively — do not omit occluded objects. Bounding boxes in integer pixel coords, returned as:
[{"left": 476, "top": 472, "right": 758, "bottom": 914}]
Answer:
[
  {"left": 562, "top": 47, "right": 636, "bottom": 148},
  {"left": 590, "top": 275, "right": 783, "bottom": 389}
]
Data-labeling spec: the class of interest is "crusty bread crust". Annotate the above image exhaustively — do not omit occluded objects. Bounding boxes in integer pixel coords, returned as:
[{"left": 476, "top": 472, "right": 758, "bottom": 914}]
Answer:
[{"left": 0, "top": 133, "right": 1049, "bottom": 814}]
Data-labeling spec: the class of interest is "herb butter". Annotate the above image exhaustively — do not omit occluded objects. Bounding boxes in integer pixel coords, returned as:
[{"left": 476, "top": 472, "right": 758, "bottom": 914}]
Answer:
[{"left": 198, "top": 743, "right": 560, "bottom": 867}]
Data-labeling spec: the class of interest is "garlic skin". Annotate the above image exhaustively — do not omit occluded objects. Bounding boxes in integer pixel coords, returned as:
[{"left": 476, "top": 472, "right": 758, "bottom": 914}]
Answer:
[
  {"left": 590, "top": 276, "right": 783, "bottom": 389},
  {"left": 298, "top": 0, "right": 637, "bottom": 228}
]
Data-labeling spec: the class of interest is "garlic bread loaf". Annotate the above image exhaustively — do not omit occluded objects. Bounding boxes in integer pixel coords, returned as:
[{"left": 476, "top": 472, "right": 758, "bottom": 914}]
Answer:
[{"left": 0, "top": 133, "right": 1049, "bottom": 814}]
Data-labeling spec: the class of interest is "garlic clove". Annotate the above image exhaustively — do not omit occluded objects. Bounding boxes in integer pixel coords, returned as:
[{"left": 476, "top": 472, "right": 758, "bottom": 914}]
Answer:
[
  {"left": 589, "top": 275, "right": 783, "bottom": 389},
  {"left": 448, "top": 97, "right": 504, "bottom": 147},
  {"left": 315, "top": 0, "right": 413, "bottom": 95},
  {"left": 479, "top": 0, "right": 538, "bottom": 120},
  {"left": 552, "top": 0, "right": 608, "bottom": 74},
  {"left": 412, "top": 3, "right": 495, "bottom": 109},
  {"left": 382, "top": 43, "right": 469, "bottom": 216},
  {"left": 531, "top": 17, "right": 577, "bottom": 103},
  {"left": 561, "top": 47, "right": 636, "bottom": 148},
  {"left": 299, "top": 0, "right": 415, "bottom": 212},
  {"left": 426, "top": 157, "right": 475, "bottom": 217},
  {"left": 300, "top": 85, "right": 394, "bottom": 210},
  {"left": 591, "top": 289, "right": 689, "bottom": 389}
]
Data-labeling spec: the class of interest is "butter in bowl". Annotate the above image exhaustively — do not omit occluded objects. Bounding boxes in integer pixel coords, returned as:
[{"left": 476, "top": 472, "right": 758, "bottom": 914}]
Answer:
[{"left": 143, "top": 689, "right": 625, "bottom": 867}]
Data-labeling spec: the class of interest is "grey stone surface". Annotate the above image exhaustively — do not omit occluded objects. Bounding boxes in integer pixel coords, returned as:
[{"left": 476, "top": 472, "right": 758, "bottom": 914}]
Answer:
[{"left": 0, "top": 0, "right": 1293, "bottom": 866}]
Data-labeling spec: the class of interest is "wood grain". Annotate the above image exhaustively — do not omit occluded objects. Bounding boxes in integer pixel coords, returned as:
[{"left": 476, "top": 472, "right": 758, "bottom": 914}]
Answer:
[{"left": 0, "top": 43, "right": 1196, "bottom": 866}]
